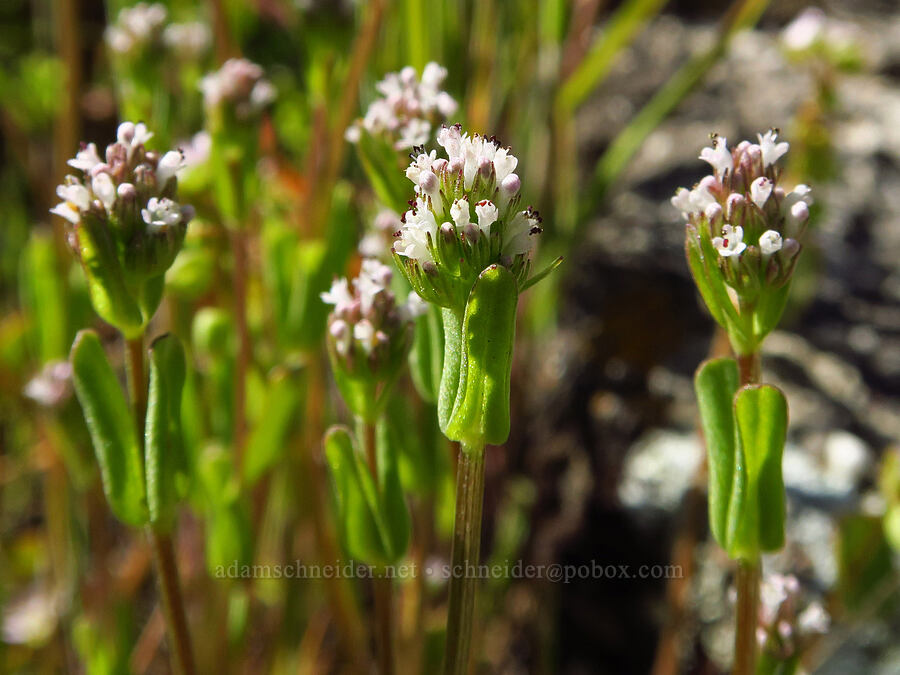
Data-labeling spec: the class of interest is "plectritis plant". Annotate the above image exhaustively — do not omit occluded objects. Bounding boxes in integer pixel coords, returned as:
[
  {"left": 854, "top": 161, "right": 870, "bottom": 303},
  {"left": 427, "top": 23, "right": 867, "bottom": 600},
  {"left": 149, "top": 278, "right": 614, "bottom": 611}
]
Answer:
[
  {"left": 392, "top": 123, "right": 556, "bottom": 447},
  {"left": 676, "top": 130, "right": 810, "bottom": 675},
  {"left": 51, "top": 122, "right": 193, "bottom": 337},
  {"left": 673, "top": 130, "right": 812, "bottom": 355},
  {"left": 321, "top": 258, "right": 426, "bottom": 423}
]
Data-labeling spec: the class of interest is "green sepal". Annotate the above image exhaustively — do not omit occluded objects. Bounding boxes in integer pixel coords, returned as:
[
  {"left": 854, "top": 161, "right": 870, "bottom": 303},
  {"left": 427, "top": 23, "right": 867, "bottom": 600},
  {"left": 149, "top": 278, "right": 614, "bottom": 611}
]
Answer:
[
  {"left": 730, "top": 384, "right": 787, "bottom": 555},
  {"left": 76, "top": 213, "right": 144, "bottom": 338},
  {"left": 695, "top": 357, "right": 740, "bottom": 548},
  {"left": 324, "top": 426, "right": 408, "bottom": 566},
  {"left": 70, "top": 330, "right": 147, "bottom": 526},
  {"left": 409, "top": 302, "right": 444, "bottom": 404},
  {"left": 145, "top": 334, "right": 187, "bottom": 531},
  {"left": 445, "top": 265, "right": 519, "bottom": 447},
  {"left": 243, "top": 366, "right": 305, "bottom": 485}
]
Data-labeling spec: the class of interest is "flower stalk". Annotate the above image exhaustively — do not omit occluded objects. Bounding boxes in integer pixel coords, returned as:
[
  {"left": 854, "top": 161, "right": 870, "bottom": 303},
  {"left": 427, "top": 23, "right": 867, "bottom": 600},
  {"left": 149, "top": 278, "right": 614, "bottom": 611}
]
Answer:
[{"left": 443, "top": 441, "right": 485, "bottom": 675}]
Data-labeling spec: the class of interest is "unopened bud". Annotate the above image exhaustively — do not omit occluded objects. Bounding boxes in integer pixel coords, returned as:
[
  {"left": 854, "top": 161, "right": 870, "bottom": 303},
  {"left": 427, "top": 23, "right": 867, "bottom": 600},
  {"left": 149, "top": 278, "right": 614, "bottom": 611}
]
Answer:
[{"left": 500, "top": 173, "right": 521, "bottom": 201}]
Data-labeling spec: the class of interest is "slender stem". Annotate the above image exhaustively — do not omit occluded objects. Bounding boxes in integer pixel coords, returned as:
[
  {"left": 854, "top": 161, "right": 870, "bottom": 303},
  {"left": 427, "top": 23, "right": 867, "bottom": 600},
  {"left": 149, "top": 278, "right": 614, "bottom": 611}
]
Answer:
[
  {"left": 232, "top": 229, "right": 251, "bottom": 473},
  {"left": 360, "top": 418, "right": 395, "bottom": 675},
  {"left": 148, "top": 529, "right": 197, "bottom": 675},
  {"left": 443, "top": 441, "right": 486, "bottom": 675},
  {"left": 124, "top": 335, "right": 196, "bottom": 675},
  {"left": 733, "top": 350, "right": 761, "bottom": 675},
  {"left": 734, "top": 557, "right": 760, "bottom": 675}
]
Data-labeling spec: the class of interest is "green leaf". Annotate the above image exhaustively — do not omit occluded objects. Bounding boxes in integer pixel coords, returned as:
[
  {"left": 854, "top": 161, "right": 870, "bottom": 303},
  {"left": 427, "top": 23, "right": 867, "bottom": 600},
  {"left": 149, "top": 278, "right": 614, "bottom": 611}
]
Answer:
[
  {"left": 376, "top": 418, "right": 411, "bottom": 560},
  {"left": 243, "top": 366, "right": 304, "bottom": 484},
  {"left": 445, "top": 265, "right": 519, "bottom": 446},
  {"left": 70, "top": 330, "right": 146, "bottom": 526},
  {"left": 837, "top": 514, "right": 893, "bottom": 612},
  {"left": 20, "top": 232, "right": 68, "bottom": 362},
  {"left": 731, "top": 384, "right": 788, "bottom": 556},
  {"left": 324, "top": 426, "right": 403, "bottom": 565},
  {"left": 695, "top": 357, "right": 740, "bottom": 548},
  {"left": 409, "top": 303, "right": 444, "bottom": 404},
  {"left": 438, "top": 307, "right": 463, "bottom": 433},
  {"left": 145, "top": 334, "right": 187, "bottom": 530}
]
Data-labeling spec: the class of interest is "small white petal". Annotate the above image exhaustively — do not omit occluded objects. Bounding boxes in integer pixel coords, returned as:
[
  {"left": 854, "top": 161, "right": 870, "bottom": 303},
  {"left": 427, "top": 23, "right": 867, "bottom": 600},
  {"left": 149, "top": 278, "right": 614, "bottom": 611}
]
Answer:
[
  {"left": 750, "top": 177, "right": 773, "bottom": 208},
  {"left": 759, "top": 230, "right": 783, "bottom": 255}
]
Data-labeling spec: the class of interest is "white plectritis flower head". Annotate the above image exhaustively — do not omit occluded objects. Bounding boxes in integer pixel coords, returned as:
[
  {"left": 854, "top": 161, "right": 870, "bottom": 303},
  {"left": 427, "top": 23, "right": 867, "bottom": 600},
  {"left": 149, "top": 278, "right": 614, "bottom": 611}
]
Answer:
[
  {"left": 105, "top": 2, "right": 167, "bottom": 55},
  {"left": 390, "top": 125, "right": 546, "bottom": 309},
  {"left": 162, "top": 21, "right": 211, "bottom": 59},
  {"left": 200, "top": 58, "right": 276, "bottom": 120},
  {"left": 347, "top": 62, "right": 458, "bottom": 150},
  {"left": 50, "top": 121, "right": 193, "bottom": 280},
  {"left": 673, "top": 129, "right": 810, "bottom": 294},
  {"left": 321, "top": 259, "right": 419, "bottom": 383}
]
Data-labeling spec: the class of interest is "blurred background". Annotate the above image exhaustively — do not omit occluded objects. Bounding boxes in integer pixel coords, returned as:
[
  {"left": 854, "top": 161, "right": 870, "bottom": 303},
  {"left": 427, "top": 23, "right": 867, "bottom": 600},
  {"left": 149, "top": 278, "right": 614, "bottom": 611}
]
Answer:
[{"left": 2, "top": 0, "right": 900, "bottom": 673}]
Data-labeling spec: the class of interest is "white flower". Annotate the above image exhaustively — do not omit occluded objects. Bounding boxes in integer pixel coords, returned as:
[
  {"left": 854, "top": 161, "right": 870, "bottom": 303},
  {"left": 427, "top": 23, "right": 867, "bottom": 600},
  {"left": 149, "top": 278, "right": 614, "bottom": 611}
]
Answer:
[
  {"left": 329, "top": 319, "right": 351, "bottom": 355},
  {"left": 759, "top": 230, "right": 783, "bottom": 255},
  {"left": 421, "top": 62, "right": 448, "bottom": 91},
  {"left": 699, "top": 136, "right": 732, "bottom": 176},
  {"left": 395, "top": 199, "right": 437, "bottom": 263},
  {"left": 502, "top": 210, "right": 540, "bottom": 257},
  {"left": 56, "top": 182, "right": 91, "bottom": 211},
  {"left": 250, "top": 80, "right": 277, "bottom": 108},
  {"left": 712, "top": 224, "right": 746, "bottom": 257},
  {"left": 781, "top": 7, "right": 826, "bottom": 51},
  {"left": 321, "top": 278, "right": 354, "bottom": 313},
  {"left": 757, "top": 130, "right": 789, "bottom": 167},
  {"left": 671, "top": 188, "right": 693, "bottom": 215},
  {"left": 117, "top": 121, "right": 153, "bottom": 158},
  {"left": 797, "top": 602, "right": 830, "bottom": 634},
  {"left": 450, "top": 198, "right": 470, "bottom": 228},
  {"left": 67, "top": 143, "right": 102, "bottom": 172},
  {"left": 141, "top": 197, "right": 182, "bottom": 230},
  {"left": 437, "top": 124, "right": 463, "bottom": 159},
  {"left": 181, "top": 131, "right": 211, "bottom": 168},
  {"left": 689, "top": 178, "right": 718, "bottom": 213},
  {"left": 105, "top": 27, "right": 134, "bottom": 53},
  {"left": 91, "top": 173, "right": 117, "bottom": 211},
  {"left": 355, "top": 258, "right": 393, "bottom": 314},
  {"left": 353, "top": 319, "right": 378, "bottom": 353},
  {"left": 156, "top": 150, "right": 184, "bottom": 186},
  {"left": 405, "top": 150, "right": 438, "bottom": 185},
  {"left": 492, "top": 147, "right": 518, "bottom": 183},
  {"left": 750, "top": 176, "right": 773, "bottom": 208},
  {"left": 1, "top": 588, "right": 58, "bottom": 646},
  {"left": 474, "top": 200, "right": 498, "bottom": 233}
]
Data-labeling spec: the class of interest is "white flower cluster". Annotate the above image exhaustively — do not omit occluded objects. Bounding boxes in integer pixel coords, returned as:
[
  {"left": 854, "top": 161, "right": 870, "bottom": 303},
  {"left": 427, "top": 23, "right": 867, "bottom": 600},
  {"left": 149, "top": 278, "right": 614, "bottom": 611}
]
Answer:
[
  {"left": 394, "top": 124, "right": 540, "bottom": 271},
  {"left": 672, "top": 131, "right": 811, "bottom": 278},
  {"left": 757, "top": 573, "right": 829, "bottom": 656},
  {"left": 51, "top": 122, "right": 191, "bottom": 234},
  {"left": 163, "top": 21, "right": 212, "bottom": 59},
  {"left": 321, "top": 259, "right": 425, "bottom": 360},
  {"left": 105, "top": 2, "right": 168, "bottom": 54},
  {"left": 346, "top": 63, "right": 458, "bottom": 150},
  {"left": 200, "top": 58, "right": 276, "bottom": 119}
]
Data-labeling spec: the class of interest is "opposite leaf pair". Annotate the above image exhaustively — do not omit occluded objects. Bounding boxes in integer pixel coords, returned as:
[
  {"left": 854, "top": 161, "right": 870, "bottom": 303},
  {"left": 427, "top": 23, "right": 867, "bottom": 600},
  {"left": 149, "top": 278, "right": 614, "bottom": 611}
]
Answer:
[
  {"left": 70, "top": 330, "right": 187, "bottom": 530},
  {"left": 695, "top": 357, "right": 788, "bottom": 560}
]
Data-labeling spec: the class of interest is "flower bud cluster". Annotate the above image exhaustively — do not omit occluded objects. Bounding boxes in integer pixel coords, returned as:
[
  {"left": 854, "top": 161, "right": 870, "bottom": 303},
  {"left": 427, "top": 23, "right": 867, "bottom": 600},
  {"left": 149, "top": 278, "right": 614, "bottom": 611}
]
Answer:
[
  {"left": 392, "top": 124, "right": 543, "bottom": 310},
  {"left": 673, "top": 130, "right": 812, "bottom": 295},
  {"left": 321, "top": 259, "right": 426, "bottom": 381},
  {"left": 345, "top": 63, "right": 458, "bottom": 150},
  {"left": 200, "top": 58, "right": 276, "bottom": 121},
  {"left": 756, "top": 574, "right": 829, "bottom": 659}
]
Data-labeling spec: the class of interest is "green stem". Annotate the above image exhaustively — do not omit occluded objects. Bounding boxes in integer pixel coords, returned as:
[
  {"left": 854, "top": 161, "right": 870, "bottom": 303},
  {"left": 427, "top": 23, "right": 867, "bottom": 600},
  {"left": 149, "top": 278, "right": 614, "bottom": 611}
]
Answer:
[
  {"left": 443, "top": 441, "right": 486, "bottom": 675},
  {"left": 734, "top": 350, "right": 760, "bottom": 675},
  {"left": 125, "top": 335, "right": 196, "bottom": 675},
  {"left": 734, "top": 557, "right": 760, "bottom": 675},
  {"left": 360, "top": 418, "right": 395, "bottom": 675}
]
